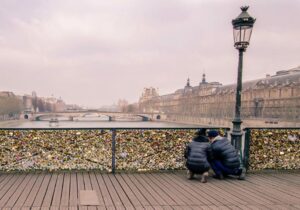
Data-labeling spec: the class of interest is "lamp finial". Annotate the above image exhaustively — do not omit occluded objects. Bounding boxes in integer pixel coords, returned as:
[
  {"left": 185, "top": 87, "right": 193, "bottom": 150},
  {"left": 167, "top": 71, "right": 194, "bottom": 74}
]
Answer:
[{"left": 241, "top": 6, "right": 249, "bottom": 12}]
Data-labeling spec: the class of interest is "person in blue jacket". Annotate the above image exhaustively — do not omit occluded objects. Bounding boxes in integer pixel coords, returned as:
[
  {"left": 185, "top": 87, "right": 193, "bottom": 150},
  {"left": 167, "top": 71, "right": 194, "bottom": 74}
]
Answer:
[
  {"left": 184, "top": 128, "right": 211, "bottom": 183},
  {"left": 207, "top": 130, "right": 245, "bottom": 180}
]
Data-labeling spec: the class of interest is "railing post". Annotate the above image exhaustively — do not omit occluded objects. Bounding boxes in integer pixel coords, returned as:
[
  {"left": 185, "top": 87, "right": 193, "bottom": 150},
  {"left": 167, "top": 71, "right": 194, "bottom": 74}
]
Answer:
[
  {"left": 243, "top": 128, "right": 251, "bottom": 171},
  {"left": 111, "top": 129, "right": 116, "bottom": 174}
]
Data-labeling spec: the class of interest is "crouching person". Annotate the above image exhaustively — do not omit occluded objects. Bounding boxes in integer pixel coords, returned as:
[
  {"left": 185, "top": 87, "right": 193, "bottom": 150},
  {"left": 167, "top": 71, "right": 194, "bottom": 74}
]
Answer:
[
  {"left": 184, "top": 128, "right": 211, "bottom": 183},
  {"left": 207, "top": 130, "right": 245, "bottom": 180}
]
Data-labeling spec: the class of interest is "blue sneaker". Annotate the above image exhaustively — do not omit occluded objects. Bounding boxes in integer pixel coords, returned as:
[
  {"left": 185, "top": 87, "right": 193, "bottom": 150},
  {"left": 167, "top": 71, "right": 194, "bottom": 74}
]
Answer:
[{"left": 213, "top": 174, "right": 224, "bottom": 180}]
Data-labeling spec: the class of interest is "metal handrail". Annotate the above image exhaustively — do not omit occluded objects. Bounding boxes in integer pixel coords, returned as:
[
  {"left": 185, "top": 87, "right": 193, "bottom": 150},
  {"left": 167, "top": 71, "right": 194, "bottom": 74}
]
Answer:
[
  {"left": 243, "top": 127, "right": 300, "bottom": 130},
  {"left": 0, "top": 127, "right": 230, "bottom": 130}
]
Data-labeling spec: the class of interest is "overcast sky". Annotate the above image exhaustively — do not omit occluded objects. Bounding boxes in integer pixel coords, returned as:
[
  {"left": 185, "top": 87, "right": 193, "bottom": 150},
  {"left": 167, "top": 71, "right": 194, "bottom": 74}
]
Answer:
[{"left": 0, "top": 0, "right": 299, "bottom": 107}]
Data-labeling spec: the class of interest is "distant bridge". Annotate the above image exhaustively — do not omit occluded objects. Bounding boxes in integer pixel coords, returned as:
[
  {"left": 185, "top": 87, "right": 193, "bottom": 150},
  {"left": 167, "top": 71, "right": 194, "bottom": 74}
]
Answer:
[{"left": 28, "top": 111, "right": 160, "bottom": 122}]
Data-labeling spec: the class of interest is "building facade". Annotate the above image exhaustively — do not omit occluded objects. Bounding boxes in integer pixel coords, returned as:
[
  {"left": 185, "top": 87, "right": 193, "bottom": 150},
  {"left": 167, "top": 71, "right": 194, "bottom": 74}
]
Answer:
[
  {"left": 23, "top": 94, "right": 66, "bottom": 113},
  {"left": 139, "top": 66, "right": 300, "bottom": 127}
]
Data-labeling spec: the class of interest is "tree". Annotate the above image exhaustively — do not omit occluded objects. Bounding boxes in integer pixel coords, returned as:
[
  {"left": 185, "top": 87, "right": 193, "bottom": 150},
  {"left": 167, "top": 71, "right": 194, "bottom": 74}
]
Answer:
[{"left": 0, "top": 96, "right": 23, "bottom": 116}]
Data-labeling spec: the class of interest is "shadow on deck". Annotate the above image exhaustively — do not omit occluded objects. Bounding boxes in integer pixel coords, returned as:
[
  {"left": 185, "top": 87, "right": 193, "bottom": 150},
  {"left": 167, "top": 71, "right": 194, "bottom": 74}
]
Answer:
[{"left": 0, "top": 171, "right": 299, "bottom": 210}]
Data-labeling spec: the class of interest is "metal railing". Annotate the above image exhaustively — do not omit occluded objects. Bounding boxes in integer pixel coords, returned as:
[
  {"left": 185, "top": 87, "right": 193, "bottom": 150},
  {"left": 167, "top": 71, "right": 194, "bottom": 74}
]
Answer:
[
  {"left": 243, "top": 127, "right": 300, "bottom": 170},
  {"left": 0, "top": 127, "right": 229, "bottom": 172},
  {"left": 1, "top": 127, "right": 298, "bottom": 172}
]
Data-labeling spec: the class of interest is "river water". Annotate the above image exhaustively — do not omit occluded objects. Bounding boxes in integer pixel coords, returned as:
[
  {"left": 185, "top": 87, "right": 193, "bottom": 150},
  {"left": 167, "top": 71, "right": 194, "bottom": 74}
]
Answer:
[{"left": 0, "top": 119, "right": 198, "bottom": 128}]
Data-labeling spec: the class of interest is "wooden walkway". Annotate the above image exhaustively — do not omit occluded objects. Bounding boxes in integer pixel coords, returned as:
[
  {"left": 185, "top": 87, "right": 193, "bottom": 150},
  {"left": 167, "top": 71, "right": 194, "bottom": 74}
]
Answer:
[{"left": 0, "top": 171, "right": 299, "bottom": 210}]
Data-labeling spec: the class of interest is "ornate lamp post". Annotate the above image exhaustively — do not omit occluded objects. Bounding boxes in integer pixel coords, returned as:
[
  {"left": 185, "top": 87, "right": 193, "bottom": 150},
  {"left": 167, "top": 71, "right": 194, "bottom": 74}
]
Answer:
[{"left": 231, "top": 6, "right": 255, "bottom": 160}]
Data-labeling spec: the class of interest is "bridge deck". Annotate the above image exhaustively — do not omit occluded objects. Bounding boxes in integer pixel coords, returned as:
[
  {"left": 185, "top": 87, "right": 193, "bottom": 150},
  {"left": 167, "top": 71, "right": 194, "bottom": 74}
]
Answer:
[{"left": 0, "top": 171, "right": 299, "bottom": 210}]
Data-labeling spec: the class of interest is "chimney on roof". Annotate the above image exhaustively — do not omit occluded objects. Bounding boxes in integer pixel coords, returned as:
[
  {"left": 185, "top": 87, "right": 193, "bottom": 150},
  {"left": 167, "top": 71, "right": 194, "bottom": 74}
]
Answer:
[{"left": 186, "top": 78, "right": 191, "bottom": 87}]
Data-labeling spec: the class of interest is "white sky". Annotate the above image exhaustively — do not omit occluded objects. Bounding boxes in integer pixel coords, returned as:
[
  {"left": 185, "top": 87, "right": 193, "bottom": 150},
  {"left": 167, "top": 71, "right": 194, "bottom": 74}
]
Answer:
[{"left": 0, "top": 0, "right": 299, "bottom": 107}]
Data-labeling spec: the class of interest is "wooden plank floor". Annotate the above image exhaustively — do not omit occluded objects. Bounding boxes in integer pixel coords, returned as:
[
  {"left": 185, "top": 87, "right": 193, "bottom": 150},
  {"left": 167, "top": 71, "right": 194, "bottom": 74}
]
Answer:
[{"left": 0, "top": 171, "right": 299, "bottom": 210}]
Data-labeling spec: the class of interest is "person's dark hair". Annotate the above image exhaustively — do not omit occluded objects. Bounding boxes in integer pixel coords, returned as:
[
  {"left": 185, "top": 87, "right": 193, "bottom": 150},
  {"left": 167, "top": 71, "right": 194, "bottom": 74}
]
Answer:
[
  {"left": 195, "top": 128, "right": 207, "bottom": 136},
  {"left": 207, "top": 130, "right": 219, "bottom": 138}
]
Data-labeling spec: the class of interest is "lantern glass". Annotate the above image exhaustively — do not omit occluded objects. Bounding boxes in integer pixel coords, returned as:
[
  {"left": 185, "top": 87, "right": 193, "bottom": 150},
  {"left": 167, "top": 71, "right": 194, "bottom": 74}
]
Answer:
[{"left": 233, "top": 25, "right": 253, "bottom": 49}]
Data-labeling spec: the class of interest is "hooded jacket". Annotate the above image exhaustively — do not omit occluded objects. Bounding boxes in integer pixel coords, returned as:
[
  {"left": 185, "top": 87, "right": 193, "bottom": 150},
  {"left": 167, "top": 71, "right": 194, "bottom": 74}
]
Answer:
[
  {"left": 210, "top": 136, "right": 240, "bottom": 169},
  {"left": 185, "top": 135, "right": 211, "bottom": 172}
]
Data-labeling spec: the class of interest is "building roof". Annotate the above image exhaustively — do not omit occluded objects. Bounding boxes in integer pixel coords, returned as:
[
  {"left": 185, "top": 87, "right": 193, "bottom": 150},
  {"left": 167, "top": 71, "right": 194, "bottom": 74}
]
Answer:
[
  {"left": 218, "top": 68, "right": 300, "bottom": 93},
  {"left": 140, "top": 66, "right": 300, "bottom": 100}
]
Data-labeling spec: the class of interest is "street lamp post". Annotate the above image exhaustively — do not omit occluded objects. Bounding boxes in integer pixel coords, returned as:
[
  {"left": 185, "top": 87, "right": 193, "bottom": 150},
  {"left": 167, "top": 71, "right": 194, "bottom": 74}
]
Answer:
[{"left": 231, "top": 6, "right": 256, "bottom": 166}]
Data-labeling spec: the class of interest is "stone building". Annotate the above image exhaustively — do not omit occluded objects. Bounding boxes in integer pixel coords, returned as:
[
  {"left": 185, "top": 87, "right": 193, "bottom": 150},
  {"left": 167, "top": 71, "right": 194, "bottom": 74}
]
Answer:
[
  {"left": 43, "top": 97, "right": 66, "bottom": 112},
  {"left": 139, "top": 87, "right": 159, "bottom": 113},
  {"left": 23, "top": 94, "right": 66, "bottom": 113},
  {"left": 138, "top": 66, "right": 300, "bottom": 127},
  {"left": 23, "top": 95, "right": 34, "bottom": 112}
]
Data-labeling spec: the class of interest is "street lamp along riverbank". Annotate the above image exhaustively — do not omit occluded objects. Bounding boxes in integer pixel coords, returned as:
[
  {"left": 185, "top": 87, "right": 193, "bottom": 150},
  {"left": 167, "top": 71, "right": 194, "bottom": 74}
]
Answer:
[{"left": 231, "top": 6, "right": 256, "bottom": 168}]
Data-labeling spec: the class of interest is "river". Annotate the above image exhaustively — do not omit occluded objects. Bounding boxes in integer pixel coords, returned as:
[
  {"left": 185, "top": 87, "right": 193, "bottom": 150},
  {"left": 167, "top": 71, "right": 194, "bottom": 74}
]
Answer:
[{"left": 0, "top": 119, "right": 198, "bottom": 128}]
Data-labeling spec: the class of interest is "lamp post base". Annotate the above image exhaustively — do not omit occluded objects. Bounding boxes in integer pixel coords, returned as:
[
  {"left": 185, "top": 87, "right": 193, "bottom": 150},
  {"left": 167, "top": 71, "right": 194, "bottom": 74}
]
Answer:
[
  {"left": 231, "top": 118, "right": 244, "bottom": 169},
  {"left": 232, "top": 118, "right": 243, "bottom": 148}
]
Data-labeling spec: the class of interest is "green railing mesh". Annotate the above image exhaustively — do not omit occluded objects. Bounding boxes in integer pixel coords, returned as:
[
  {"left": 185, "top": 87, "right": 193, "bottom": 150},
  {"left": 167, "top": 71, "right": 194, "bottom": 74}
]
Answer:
[
  {"left": 115, "top": 129, "right": 194, "bottom": 171},
  {"left": 0, "top": 129, "right": 112, "bottom": 171},
  {"left": 0, "top": 128, "right": 228, "bottom": 172},
  {"left": 247, "top": 128, "right": 300, "bottom": 170}
]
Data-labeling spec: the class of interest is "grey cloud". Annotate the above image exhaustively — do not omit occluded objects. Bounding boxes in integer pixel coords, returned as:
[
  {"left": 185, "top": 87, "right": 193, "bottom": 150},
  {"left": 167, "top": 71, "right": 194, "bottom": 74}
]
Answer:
[{"left": 0, "top": 0, "right": 299, "bottom": 106}]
